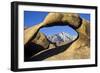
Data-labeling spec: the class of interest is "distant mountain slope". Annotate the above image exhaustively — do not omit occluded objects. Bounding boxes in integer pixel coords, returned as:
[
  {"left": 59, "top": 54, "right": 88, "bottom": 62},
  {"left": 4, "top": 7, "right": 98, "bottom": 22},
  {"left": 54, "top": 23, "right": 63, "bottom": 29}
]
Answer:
[{"left": 47, "top": 32, "right": 77, "bottom": 46}]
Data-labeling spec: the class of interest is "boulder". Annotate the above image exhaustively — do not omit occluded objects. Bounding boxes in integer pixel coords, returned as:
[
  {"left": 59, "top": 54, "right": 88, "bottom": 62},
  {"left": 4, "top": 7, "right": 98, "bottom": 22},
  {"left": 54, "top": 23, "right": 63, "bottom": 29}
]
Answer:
[
  {"left": 62, "top": 13, "right": 82, "bottom": 28},
  {"left": 31, "top": 32, "right": 50, "bottom": 49}
]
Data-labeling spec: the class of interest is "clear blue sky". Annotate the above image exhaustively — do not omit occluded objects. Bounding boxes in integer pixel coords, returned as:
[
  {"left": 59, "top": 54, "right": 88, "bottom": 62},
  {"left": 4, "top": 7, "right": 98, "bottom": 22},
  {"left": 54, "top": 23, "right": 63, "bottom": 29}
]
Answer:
[{"left": 24, "top": 11, "right": 90, "bottom": 36}]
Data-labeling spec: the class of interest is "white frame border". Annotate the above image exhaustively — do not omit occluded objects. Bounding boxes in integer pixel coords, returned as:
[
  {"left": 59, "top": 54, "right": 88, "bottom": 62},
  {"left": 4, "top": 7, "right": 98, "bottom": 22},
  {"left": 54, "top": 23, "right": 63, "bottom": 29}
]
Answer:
[{"left": 18, "top": 5, "right": 96, "bottom": 69}]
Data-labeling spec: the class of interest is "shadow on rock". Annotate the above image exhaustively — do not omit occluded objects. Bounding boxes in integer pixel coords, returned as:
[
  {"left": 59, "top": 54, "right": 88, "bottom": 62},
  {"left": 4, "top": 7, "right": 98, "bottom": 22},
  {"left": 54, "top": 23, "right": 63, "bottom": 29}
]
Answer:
[{"left": 26, "top": 42, "right": 73, "bottom": 61}]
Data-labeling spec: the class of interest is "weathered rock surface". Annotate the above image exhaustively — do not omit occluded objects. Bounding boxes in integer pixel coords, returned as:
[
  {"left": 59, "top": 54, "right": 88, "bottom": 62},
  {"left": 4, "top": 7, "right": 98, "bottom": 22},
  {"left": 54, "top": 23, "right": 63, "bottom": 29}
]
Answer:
[
  {"left": 62, "top": 13, "right": 82, "bottom": 28},
  {"left": 45, "top": 18, "right": 90, "bottom": 60},
  {"left": 43, "top": 12, "right": 63, "bottom": 25},
  {"left": 31, "top": 32, "right": 50, "bottom": 49}
]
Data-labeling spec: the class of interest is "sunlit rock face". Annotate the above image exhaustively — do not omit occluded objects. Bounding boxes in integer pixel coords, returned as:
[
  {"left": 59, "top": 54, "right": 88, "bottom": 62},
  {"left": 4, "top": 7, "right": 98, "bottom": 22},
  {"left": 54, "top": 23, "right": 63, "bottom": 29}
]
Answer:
[
  {"left": 62, "top": 13, "right": 82, "bottom": 28},
  {"left": 31, "top": 32, "right": 50, "bottom": 49},
  {"left": 44, "top": 17, "right": 90, "bottom": 60}
]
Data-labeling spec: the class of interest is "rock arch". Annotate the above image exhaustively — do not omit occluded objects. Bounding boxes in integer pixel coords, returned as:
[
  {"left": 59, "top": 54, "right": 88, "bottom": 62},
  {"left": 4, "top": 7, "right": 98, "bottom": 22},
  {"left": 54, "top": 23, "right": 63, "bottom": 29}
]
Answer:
[{"left": 24, "top": 12, "right": 90, "bottom": 61}]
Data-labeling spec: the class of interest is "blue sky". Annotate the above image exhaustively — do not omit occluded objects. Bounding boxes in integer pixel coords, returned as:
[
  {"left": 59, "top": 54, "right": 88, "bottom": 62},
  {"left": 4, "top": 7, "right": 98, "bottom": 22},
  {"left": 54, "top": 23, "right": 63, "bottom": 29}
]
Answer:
[{"left": 24, "top": 11, "right": 90, "bottom": 36}]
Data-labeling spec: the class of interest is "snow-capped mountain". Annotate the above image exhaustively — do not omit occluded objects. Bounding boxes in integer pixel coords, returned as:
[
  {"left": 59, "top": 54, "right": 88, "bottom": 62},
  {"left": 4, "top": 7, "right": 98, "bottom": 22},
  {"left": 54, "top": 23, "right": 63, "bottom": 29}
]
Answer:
[{"left": 47, "top": 32, "right": 76, "bottom": 44}]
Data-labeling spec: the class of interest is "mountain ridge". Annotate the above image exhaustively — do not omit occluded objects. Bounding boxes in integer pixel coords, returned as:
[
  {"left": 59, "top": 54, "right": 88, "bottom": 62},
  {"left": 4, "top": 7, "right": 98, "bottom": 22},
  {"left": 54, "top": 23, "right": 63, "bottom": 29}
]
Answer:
[{"left": 47, "top": 32, "right": 77, "bottom": 45}]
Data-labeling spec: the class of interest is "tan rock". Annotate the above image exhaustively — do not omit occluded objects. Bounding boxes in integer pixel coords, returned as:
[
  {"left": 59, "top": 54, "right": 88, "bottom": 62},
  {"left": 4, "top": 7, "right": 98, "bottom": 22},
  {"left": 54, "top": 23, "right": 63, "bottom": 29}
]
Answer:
[
  {"left": 62, "top": 13, "right": 82, "bottom": 28},
  {"left": 43, "top": 12, "right": 63, "bottom": 25},
  {"left": 45, "top": 17, "right": 90, "bottom": 60},
  {"left": 31, "top": 32, "right": 50, "bottom": 49}
]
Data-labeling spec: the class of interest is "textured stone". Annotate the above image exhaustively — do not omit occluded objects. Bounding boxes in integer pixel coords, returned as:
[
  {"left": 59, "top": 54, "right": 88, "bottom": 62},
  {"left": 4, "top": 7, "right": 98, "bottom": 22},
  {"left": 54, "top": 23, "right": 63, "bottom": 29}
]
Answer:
[
  {"left": 43, "top": 12, "right": 63, "bottom": 25},
  {"left": 62, "top": 13, "right": 82, "bottom": 28},
  {"left": 31, "top": 32, "right": 50, "bottom": 49},
  {"left": 45, "top": 17, "right": 90, "bottom": 60}
]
